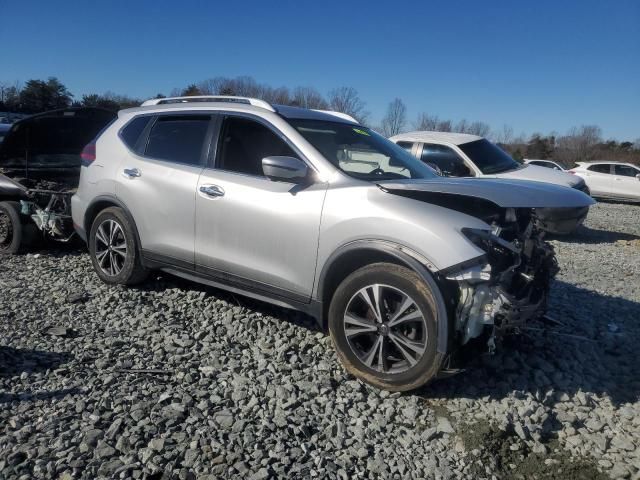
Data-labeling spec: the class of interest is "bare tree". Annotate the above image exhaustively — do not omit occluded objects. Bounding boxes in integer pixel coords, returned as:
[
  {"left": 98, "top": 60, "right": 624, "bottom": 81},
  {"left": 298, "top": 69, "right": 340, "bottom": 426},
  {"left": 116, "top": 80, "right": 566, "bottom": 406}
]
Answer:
[
  {"left": 413, "top": 113, "right": 439, "bottom": 131},
  {"left": 492, "top": 124, "right": 514, "bottom": 144},
  {"left": 554, "top": 125, "right": 603, "bottom": 165},
  {"left": 327, "top": 86, "right": 369, "bottom": 124},
  {"left": 380, "top": 98, "right": 407, "bottom": 137},
  {"left": 292, "top": 86, "right": 328, "bottom": 109},
  {"left": 467, "top": 121, "right": 491, "bottom": 137}
]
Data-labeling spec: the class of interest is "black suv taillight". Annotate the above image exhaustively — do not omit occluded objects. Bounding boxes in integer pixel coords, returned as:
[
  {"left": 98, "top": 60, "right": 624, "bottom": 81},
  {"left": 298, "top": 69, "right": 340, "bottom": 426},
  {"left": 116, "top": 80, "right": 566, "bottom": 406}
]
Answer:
[{"left": 80, "top": 142, "right": 96, "bottom": 166}]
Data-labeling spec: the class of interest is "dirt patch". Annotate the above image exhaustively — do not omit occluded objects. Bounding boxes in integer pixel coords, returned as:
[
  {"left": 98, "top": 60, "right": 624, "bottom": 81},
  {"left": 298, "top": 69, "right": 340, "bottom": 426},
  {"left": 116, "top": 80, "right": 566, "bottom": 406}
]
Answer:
[{"left": 458, "top": 420, "right": 606, "bottom": 480}]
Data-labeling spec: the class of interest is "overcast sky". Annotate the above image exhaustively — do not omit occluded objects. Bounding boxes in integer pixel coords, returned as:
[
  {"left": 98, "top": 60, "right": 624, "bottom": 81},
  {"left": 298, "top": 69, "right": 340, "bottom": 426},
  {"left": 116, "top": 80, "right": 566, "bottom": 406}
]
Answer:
[{"left": 2, "top": 0, "right": 638, "bottom": 140}]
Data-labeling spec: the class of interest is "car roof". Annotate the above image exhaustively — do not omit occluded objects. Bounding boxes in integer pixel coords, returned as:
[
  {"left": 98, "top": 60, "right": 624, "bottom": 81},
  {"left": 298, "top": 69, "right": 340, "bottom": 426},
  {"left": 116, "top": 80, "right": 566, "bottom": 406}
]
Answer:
[
  {"left": 124, "top": 97, "right": 358, "bottom": 125},
  {"left": 390, "top": 130, "right": 483, "bottom": 145},
  {"left": 576, "top": 161, "right": 638, "bottom": 167}
]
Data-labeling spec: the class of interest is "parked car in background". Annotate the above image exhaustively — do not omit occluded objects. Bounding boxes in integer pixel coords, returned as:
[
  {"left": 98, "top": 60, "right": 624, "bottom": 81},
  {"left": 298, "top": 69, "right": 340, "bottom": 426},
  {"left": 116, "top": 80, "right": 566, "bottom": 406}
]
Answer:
[
  {"left": 0, "top": 107, "right": 116, "bottom": 254},
  {"left": 0, "top": 124, "right": 11, "bottom": 144},
  {"left": 389, "top": 131, "right": 591, "bottom": 234},
  {"left": 524, "top": 159, "right": 566, "bottom": 171},
  {"left": 570, "top": 161, "right": 640, "bottom": 202},
  {"left": 72, "top": 96, "right": 594, "bottom": 391}
]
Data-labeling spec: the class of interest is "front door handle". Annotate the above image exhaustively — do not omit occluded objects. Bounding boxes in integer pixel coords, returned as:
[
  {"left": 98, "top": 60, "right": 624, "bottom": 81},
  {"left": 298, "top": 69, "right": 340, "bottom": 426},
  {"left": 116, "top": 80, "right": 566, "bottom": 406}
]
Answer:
[
  {"left": 123, "top": 168, "right": 141, "bottom": 178},
  {"left": 199, "top": 184, "right": 225, "bottom": 197}
]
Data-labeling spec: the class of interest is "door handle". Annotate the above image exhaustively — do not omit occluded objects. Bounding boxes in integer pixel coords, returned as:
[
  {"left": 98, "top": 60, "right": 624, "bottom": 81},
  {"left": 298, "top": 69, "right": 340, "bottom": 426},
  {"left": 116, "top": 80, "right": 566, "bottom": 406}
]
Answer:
[
  {"left": 199, "top": 184, "right": 225, "bottom": 197},
  {"left": 123, "top": 168, "right": 141, "bottom": 178}
]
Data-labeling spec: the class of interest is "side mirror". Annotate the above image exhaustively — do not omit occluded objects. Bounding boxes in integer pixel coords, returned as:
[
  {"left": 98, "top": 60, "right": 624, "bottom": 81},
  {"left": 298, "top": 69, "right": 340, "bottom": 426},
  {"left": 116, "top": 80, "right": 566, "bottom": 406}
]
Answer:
[
  {"left": 262, "top": 156, "right": 309, "bottom": 183},
  {"left": 636, "top": 174, "right": 640, "bottom": 181}
]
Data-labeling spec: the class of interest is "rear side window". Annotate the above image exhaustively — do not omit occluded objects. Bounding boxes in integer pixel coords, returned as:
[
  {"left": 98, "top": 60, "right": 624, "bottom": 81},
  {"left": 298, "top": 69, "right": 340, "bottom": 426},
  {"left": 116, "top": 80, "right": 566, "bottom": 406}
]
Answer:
[
  {"left": 588, "top": 164, "right": 611, "bottom": 174},
  {"left": 396, "top": 141, "right": 414, "bottom": 154},
  {"left": 421, "top": 143, "right": 473, "bottom": 177},
  {"left": 217, "top": 116, "right": 297, "bottom": 176},
  {"left": 145, "top": 115, "right": 210, "bottom": 166},
  {"left": 531, "top": 161, "right": 553, "bottom": 168},
  {"left": 120, "top": 116, "right": 151, "bottom": 152},
  {"left": 614, "top": 165, "right": 640, "bottom": 177}
]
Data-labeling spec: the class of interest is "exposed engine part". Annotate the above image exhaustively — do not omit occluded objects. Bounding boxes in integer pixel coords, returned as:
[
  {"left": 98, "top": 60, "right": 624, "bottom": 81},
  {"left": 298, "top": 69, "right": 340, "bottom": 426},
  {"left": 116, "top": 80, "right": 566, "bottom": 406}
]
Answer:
[
  {"left": 448, "top": 211, "right": 558, "bottom": 349},
  {"left": 19, "top": 189, "right": 76, "bottom": 242}
]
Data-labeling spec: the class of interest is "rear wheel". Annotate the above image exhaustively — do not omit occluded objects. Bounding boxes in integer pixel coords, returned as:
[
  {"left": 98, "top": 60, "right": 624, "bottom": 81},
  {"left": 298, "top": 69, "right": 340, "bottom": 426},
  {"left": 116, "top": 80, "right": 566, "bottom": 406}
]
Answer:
[
  {"left": 328, "top": 263, "right": 442, "bottom": 391},
  {"left": 89, "top": 207, "right": 148, "bottom": 285},
  {"left": 0, "top": 201, "right": 32, "bottom": 255}
]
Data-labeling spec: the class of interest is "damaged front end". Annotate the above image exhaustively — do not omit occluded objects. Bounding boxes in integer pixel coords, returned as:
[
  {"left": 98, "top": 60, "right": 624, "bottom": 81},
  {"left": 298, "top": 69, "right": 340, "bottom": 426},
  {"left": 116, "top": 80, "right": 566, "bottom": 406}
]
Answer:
[{"left": 445, "top": 208, "right": 558, "bottom": 350}]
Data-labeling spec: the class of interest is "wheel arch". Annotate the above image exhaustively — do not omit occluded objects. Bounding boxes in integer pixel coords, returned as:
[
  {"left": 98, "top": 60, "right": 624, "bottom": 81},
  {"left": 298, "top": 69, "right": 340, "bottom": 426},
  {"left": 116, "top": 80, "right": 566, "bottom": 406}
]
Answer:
[
  {"left": 84, "top": 195, "right": 142, "bottom": 249},
  {"left": 316, "top": 240, "right": 450, "bottom": 354}
]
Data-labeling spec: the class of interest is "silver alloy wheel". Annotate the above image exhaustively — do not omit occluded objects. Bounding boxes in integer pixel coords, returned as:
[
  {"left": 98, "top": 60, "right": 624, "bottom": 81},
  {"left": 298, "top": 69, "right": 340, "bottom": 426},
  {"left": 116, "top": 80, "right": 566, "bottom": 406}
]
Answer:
[
  {"left": 94, "top": 219, "right": 127, "bottom": 276},
  {"left": 343, "top": 284, "right": 428, "bottom": 374}
]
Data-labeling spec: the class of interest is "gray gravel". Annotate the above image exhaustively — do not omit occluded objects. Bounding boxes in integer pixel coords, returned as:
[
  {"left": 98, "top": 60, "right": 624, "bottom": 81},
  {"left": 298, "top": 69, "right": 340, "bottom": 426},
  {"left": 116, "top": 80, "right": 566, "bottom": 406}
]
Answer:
[{"left": 1, "top": 201, "right": 639, "bottom": 479}]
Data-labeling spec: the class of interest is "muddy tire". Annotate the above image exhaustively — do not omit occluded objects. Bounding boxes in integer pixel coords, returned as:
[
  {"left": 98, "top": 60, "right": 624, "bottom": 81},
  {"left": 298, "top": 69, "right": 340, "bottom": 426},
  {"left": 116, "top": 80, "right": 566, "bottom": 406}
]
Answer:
[
  {"left": 328, "top": 263, "right": 442, "bottom": 392},
  {"left": 88, "top": 207, "right": 148, "bottom": 285},
  {"left": 0, "top": 201, "right": 34, "bottom": 255}
]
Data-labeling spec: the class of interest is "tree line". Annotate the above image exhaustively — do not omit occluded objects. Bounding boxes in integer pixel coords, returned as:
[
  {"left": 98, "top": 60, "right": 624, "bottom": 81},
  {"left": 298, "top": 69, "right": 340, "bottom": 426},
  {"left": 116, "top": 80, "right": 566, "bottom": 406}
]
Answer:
[{"left": 1, "top": 76, "right": 638, "bottom": 166}]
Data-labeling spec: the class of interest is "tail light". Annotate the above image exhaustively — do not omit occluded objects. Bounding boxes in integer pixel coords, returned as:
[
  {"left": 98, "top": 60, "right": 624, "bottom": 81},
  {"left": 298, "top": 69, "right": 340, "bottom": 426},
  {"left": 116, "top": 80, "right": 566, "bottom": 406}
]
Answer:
[
  {"left": 80, "top": 142, "right": 96, "bottom": 166},
  {"left": 567, "top": 170, "right": 576, "bottom": 174}
]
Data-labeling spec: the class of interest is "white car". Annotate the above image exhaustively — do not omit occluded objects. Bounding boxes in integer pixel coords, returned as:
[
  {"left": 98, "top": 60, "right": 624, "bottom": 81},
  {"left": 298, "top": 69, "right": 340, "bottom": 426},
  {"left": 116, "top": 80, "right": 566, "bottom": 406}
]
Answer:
[
  {"left": 389, "top": 131, "right": 591, "bottom": 234},
  {"left": 524, "top": 159, "right": 565, "bottom": 171},
  {"left": 569, "top": 162, "right": 640, "bottom": 202}
]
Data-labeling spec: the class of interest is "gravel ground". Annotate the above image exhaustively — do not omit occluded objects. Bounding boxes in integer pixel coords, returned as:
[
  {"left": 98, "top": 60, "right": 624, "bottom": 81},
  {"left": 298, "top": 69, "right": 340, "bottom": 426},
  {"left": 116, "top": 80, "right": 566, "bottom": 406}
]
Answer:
[{"left": 1, "top": 201, "right": 639, "bottom": 480}]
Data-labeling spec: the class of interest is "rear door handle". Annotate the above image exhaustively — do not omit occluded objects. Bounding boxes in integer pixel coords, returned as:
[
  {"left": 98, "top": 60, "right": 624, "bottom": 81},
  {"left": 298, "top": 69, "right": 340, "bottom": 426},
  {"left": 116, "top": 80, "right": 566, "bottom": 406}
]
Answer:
[
  {"left": 199, "top": 184, "right": 225, "bottom": 197},
  {"left": 123, "top": 168, "right": 141, "bottom": 178}
]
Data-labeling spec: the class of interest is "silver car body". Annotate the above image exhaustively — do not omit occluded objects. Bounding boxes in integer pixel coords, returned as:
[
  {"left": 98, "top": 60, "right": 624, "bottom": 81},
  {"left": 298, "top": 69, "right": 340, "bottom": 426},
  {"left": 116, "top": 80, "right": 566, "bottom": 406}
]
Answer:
[
  {"left": 72, "top": 98, "right": 594, "bottom": 352},
  {"left": 570, "top": 161, "right": 640, "bottom": 202}
]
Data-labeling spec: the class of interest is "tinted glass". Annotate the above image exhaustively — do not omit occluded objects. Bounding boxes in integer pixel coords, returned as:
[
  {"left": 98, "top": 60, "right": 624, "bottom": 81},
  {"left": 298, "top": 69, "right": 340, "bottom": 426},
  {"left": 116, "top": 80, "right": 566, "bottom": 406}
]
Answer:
[
  {"left": 217, "top": 116, "right": 297, "bottom": 176},
  {"left": 614, "top": 165, "right": 640, "bottom": 177},
  {"left": 458, "top": 139, "right": 520, "bottom": 174},
  {"left": 145, "top": 115, "right": 210, "bottom": 165},
  {"left": 289, "top": 119, "right": 436, "bottom": 181},
  {"left": 588, "top": 164, "right": 611, "bottom": 174},
  {"left": 396, "top": 141, "right": 414, "bottom": 154},
  {"left": 121, "top": 116, "right": 151, "bottom": 151},
  {"left": 531, "top": 161, "right": 555, "bottom": 169},
  {"left": 421, "top": 143, "right": 472, "bottom": 176}
]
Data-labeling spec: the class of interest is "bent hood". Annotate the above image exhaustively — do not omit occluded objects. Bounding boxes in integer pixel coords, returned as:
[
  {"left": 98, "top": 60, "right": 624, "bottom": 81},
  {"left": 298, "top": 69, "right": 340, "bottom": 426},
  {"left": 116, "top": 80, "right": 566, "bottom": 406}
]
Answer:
[
  {"left": 377, "top": 177, "right": 595, "bottom": 208},
  {"left": 493, "top": 164, "right": 582, "bottom": 188}
]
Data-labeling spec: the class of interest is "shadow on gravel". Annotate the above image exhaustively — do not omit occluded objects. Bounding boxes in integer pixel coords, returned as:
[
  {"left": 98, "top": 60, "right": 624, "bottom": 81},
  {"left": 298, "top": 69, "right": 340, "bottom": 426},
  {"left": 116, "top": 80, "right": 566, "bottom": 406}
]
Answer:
[
  {"left": 0, "top": 387, "right": 82, "bottom": 404},
  {"left": 132, "top": 272, "right": 323, "bottom": 333},
  {"left": 551, "top": 225, "right": 640, "bottom": 244},
  {"left": 419, "top": 281, "right": 640, "bottom": 408},
  {"left": 0, "top": 346, "right": 72, "bottom": 377}
]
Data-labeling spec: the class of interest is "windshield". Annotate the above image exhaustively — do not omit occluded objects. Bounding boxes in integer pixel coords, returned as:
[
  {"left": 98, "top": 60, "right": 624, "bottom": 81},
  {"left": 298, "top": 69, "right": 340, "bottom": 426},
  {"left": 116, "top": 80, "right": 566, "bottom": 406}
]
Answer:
[
  {"left": 458, "top": 139, "right": 520, "bottom": 174},
  {"left": 288, "top": 119, "right": 437, "bottom": 181}
]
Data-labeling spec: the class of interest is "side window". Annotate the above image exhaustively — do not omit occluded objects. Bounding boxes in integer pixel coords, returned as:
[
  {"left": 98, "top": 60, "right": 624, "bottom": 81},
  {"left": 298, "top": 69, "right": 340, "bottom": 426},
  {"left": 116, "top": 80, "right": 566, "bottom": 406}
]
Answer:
[
  {"left": 217, "top": 116, "right": 297, "bottom": 176},
  {"left": 588, "top": 164, "right": 611, "bottom": 174},
  {"left": 120, "top": 116, "right": 152, "bottom": 152},
  {"left": 614, "top": 165, "right": 640, "bottom": 177},
  {"left": 533, "top": 161, "right": 554, "bottom": 169},
  {"left": 144, "top": 115, "right": 210, "bottom": 166},
  {"left": 420, "top": 143, "right": 473, "bottom": 177},
  {"left": 396, "top": 141, "right": 414, "bottom": 155}
]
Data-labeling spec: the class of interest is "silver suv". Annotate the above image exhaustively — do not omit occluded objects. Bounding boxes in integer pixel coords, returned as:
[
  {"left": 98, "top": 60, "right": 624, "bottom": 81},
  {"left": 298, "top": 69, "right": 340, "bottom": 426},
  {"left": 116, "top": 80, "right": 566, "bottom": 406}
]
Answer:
[{"left": 72, "top": 96, "right": 594, "bottom": 391}]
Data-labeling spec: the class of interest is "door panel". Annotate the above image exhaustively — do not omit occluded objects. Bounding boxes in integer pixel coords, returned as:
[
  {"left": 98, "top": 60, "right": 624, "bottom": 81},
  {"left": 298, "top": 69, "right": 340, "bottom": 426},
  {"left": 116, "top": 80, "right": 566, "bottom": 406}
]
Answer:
[
  {"left": 116, "top": 157, "right": 202, "bottom": 263},
  {"left": 195, "top": 170, "right": 327, "bottom": 299},
  {"left": 583, "top": 166, "right": 613, "bottom": 196},
  {"left": 612, "top": 165, "right": 640, "bottom": 199}
]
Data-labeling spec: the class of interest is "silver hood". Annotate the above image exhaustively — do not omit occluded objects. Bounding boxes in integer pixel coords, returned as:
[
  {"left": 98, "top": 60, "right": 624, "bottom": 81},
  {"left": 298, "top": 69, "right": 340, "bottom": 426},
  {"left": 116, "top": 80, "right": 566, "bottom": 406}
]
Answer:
[
  {"left": 493, "top": 164, "right": 582, "bottom": 188},
  {"left": 377, "top": 177, "right": 595, "bottom": 208}
]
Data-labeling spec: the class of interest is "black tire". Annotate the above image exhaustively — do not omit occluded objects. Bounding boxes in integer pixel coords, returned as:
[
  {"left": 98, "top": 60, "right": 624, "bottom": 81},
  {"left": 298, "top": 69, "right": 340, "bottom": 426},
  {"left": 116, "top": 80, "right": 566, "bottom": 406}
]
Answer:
[
  {"left": 328, "top": 263, "right": 443, "bottom": 392},
  {"left": 0, "top": 201, "right": 33, "bottom": 255},
  {"left": 88, "top": 207, "right": 148, "bottom": 285}
]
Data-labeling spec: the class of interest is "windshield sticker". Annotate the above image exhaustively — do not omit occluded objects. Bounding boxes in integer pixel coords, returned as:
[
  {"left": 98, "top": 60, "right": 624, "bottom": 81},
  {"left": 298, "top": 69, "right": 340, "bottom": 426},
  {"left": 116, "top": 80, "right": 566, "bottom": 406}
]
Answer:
[{"left": 353, "top": 128, "right": 370, "bottom": 136}]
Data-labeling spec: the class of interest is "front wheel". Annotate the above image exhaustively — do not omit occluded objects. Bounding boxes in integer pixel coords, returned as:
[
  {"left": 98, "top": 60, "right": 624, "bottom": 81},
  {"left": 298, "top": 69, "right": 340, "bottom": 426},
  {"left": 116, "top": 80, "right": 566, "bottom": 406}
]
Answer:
[
  {"left": 88, "top": 207, "right": 148, "bottom": 285},
  {"left": 328, "top": 263, "right": 442, "bottom": 392},
  {"left": 0, "top": 201, "right": 35, "bottom": 255}
]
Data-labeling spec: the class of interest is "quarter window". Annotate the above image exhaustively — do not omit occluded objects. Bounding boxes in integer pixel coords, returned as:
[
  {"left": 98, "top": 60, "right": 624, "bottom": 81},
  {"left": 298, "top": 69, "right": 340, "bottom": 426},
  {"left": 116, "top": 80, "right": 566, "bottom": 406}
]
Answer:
[
  {"left": 217, "top": 116, "right": 298, "bottom": 176},
  {"left": 145, "top": 115, "right": 210, "bottom": 166},
  {"left": 588, "top": 164, "right": 611, "bottom": 174},
  {"left": 420, "top": 143, "right": 473, "bottom": 177},
  {"left": 120, "top": 116, "right": 151, "bottom": 152},
  {"left": 614, "top": 165, "right": 640, "bottom": 177}
]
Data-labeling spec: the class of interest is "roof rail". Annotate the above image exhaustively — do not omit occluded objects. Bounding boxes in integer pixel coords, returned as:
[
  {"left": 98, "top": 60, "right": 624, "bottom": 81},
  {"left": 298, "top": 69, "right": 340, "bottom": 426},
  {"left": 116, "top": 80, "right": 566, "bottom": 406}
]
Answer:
[
  {"left": 141, "top": 96, "right": 276, "bottom": 112},
  {"left": 311, "top": 109, "right": 359, "bottom": 124}
]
